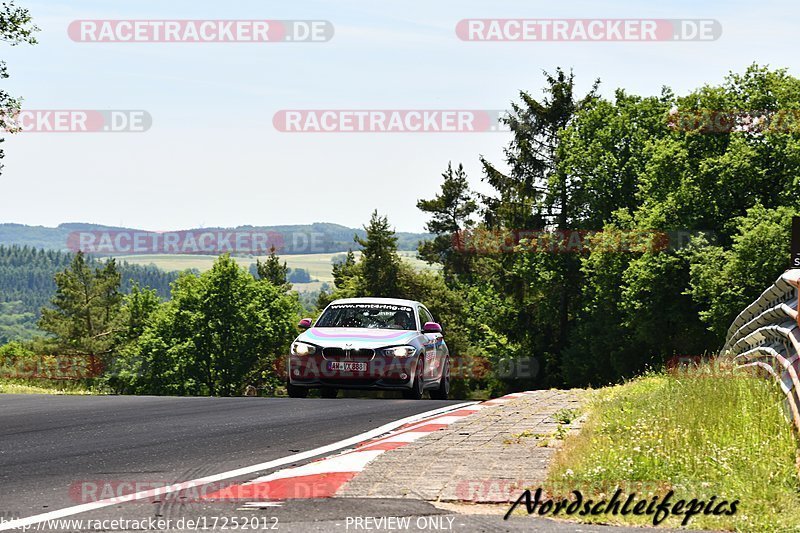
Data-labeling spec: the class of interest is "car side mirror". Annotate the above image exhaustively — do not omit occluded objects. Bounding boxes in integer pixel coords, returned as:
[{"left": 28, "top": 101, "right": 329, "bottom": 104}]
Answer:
[
  {"left": 422, "top": 321, "right": 442, "bottom": 334},
  {"left": 298, "top": 318, "right": 312, "bottom": 330}
]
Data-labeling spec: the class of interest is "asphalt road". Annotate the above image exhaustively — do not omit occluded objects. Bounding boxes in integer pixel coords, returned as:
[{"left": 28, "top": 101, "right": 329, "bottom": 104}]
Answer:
[
  {"left": 0, "top": 395, "right": 691, "bottom": 532},
  {"left": 0, "top": 394, "right": 462, "bottom": 521}
]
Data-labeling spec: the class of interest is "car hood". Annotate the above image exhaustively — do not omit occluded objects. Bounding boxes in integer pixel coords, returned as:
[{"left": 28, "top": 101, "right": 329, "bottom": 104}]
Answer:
[{"left": 297, "top": 327, "right": 419, "bottom": 349}]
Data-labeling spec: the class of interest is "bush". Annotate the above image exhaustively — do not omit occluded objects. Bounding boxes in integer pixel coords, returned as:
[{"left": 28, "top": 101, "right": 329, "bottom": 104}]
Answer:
[{"left": 112, "top": 255, "right": 301, "bottom": 396}]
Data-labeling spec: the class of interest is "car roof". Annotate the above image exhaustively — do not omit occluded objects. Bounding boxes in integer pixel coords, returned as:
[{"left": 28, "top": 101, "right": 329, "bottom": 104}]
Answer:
[{"left": 329, "top": 297, "right": 421, "bottom": 308}]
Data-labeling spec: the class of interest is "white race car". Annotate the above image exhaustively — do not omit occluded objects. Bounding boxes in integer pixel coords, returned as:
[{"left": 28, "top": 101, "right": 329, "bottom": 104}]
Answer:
[{"left": 287, "top": 297, "right": 450, "bottom": 400}]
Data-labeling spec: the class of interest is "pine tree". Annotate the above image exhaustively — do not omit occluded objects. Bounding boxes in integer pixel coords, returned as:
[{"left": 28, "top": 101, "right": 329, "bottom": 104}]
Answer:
[
  {"left": 481, "top": 67, "right": 599, "bottom": 230},
  {"left": 479, "top": 68, "right": 600, "bottom": 367},
  {"left": 354, "top": 211, "right": 400, "bottom": 297},
  {"left": 332, "top": 249, "right": 357, "bottom": 288},
  {"left": 38, "top": 252, "right": 122, "bottom": 356},
  {"left": 417, "top": 162, "right": 478, "bottom": 281},
  {"left": 255, "top": 246, "right": 290, "bottom": 288}
]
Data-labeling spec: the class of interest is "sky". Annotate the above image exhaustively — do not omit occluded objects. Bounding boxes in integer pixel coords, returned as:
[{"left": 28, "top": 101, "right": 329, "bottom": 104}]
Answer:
[{"left": 0, "top": 0, "right": 797, "bottom": 232}]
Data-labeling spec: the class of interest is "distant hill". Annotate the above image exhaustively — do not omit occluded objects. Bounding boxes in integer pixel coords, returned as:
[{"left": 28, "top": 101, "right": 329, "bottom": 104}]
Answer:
[{"left": 0, "top": 222, "right": 432, "bottom": 255}]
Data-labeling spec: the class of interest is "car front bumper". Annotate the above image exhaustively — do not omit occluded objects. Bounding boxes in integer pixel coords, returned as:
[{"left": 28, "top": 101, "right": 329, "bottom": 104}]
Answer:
[{"left": 288, "top": 353, "right": 418, "bottom": 389}]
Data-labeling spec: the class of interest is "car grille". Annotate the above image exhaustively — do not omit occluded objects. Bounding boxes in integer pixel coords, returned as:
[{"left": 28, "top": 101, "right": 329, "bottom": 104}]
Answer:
[{"left": 322, "top": 347, "right": 375, "bottom": 361}]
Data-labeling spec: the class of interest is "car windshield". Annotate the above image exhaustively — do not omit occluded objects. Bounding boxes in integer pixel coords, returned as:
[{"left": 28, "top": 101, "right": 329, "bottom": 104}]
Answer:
[{"left": 316, "top": 303, "right": 416, "bottom": 330}]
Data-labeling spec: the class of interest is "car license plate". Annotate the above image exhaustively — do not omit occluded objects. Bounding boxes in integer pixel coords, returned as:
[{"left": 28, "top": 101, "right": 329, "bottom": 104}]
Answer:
[{"left": 328, "top": 361, "right": 367, "bottom": 372}]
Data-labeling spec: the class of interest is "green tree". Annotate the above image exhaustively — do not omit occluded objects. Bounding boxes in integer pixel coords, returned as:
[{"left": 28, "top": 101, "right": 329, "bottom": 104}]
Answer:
[
  {"left": 287, "top": 268, "right": 312, "bottom": 283},
  {"left": 426, "top": 64, "right": 800, "bottom": 389},
  {"left": 689, "top": 204, "right": 798, "bottom": 341},
  {"left": 559, "top": 64, "right": 800, "bottom": 384},
  {"left": 255, "top": 246, "right": 290, "bottom": 288},
  {"left": 102, "top": 283, "right": 162, "bottom": 388},
  {"left": 117, "top": 274, "right": 204, "bottom": 395},
  {"left": 354, "top": 211, "right": 400, "bottom": 297},
  {"left": 116, "top": 255, "right": 300, "bottom": 396},
  {"left": 332, "top": 249, "right": 357, "bottom": 288},
  {"left": 466, "top": 69, "right": 600, "bottom": 386},
  {"left": 38, "top": 252, "right": 122, "bottom": 358},
  {"left": 0, "top": 1, "right": 38, "bottom": 175},
  {"left": 557, "top": 89, "right": 673, "bottom": 227},
  {"left": 481, "top": 68, "right": 599, "bottom": 230},
  {"left": 555, "top": 89, "right": 675, "bottom": 385},
  {"left": 416, "top": 162, "right": 478, "bottom": 281},
  {"left": 317, "top": 249, "right": 360, "bottom": 308},
  {"left": 115, "top": 283, "right": 161, "bottom": 345}
]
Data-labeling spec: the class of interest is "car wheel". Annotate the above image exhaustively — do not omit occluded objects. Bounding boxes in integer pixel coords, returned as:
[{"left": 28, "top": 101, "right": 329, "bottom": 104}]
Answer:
[
  {"left": 320, "top": 387, "right": 338, "bottom": 399},
  {"left": 430, "top": 357, "right": 450, "bottom": 400},
  {"left": 402, "top": 358, "right": 424, "bottom": 400},
  {"left": 287, "top": 380, "right": 309, "bottom": 398}
]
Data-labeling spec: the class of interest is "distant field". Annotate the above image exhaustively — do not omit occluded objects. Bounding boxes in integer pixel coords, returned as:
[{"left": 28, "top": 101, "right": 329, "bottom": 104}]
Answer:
[{"left": 120, "top": 251, "right": 438, "bottom": 292}]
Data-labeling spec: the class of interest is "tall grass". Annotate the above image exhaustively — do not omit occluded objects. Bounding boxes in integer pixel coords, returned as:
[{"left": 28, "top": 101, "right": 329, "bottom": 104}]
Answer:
[
  {"left": 0, "top": 378, "right": 100, "bottom": 395},
  {"left": 548, "top": 361, "right": 800, "bottom": 531}
]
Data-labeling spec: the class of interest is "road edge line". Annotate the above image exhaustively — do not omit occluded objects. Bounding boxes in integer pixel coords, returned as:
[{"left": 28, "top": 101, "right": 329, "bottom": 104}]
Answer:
[{"left": 0, "top": 401, "right": 476, "bottom": 531}]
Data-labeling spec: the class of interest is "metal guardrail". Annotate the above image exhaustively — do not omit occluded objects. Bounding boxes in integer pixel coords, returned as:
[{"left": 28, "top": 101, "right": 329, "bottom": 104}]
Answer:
[{"left": 721, "top": 269, "right": 800, "bottom": 430}]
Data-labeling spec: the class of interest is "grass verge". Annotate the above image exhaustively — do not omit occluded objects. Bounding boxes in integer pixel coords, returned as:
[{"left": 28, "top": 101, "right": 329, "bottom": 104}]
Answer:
[
  {"left": 0, "top": 378, "right": 101, "bottom": 395},
  {"left": 545, "top": 362, "right": 800, "bottom": 531}
]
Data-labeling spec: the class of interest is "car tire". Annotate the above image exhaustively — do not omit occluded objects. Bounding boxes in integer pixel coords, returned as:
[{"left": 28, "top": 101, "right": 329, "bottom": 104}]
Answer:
[
  {"left": 287, "top": 380, "right": 309, "bottom": 398},
  {"left": 320, "top": 387, "right": 338, "bottom": 399},
  {"left": 402, "top": 358, "right": 424, "bottom": 400},
  {"left": 430, "top": 357, "right": 450, "bottom": 400}
]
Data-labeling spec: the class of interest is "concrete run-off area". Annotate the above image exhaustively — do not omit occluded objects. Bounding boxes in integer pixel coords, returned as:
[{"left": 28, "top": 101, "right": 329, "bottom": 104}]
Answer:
[{"left": 338, "top": 390, "right": 587, "bottom": 503}]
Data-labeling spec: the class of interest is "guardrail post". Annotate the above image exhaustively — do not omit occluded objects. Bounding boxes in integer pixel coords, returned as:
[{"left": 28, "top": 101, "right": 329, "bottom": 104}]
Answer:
[{"left": 796, "top": 279, "right": 800, "bottom": 328}]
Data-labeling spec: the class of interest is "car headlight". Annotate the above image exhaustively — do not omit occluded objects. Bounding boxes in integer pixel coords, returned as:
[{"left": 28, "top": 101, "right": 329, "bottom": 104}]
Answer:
[
  {"left": 382, "top": 346, "right": 416, "bottom": 357},
  {"left": 291, "top": 342, "right": 316, "bottom": 356}
]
